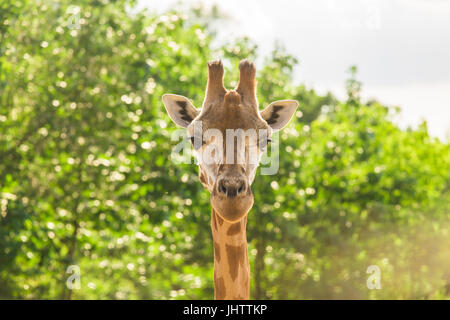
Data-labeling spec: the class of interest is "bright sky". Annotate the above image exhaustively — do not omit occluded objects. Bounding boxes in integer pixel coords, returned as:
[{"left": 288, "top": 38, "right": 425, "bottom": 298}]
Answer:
[{"left": 143, "top": 0, "right": 450, "bottom": 140}]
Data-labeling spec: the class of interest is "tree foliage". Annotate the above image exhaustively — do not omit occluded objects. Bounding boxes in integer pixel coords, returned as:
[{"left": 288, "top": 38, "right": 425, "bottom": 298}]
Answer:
[{"left": 1, "top": 0, "right": 449, "bottom": 299}]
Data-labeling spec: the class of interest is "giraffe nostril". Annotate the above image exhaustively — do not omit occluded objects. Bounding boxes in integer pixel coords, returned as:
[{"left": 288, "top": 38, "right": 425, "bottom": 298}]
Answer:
[
  {"left": 218, "top": 180, "right": 227, "bottom": 195},
  {"left": 217, "top": 179, "right": 246, "bottom": 198},
  {"left": 237, "top": 182, "right": 246, "bottom": 195}
]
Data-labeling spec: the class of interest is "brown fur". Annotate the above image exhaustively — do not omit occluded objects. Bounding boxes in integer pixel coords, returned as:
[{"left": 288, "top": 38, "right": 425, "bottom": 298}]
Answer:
[
  {"left": 213, "top": 241, "right": 221, "bottom": 263},
  {"left": 215, "top": 275, "right": 226, "bottom": 300},
  {"left": 217, "top": 212, "right": 224, "bottom": 226},
  {"left": 236, "top": 59, "right": 257, "bottom": 107},
  {"left": 200, "top": 172, "right": 207, "bottom": 185},
  {"left": 212, "top": 209, "right": 218, "bottom": 231},
  {"left": 226, "top": 244, "right": 245, "bottom": 282},
  {"left": 227, "top": 222, "right": 241, "bottom": 236}
]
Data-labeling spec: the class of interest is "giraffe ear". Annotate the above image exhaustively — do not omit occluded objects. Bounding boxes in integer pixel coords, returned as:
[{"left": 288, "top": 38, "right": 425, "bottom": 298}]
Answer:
[
  {"left": 162, "top": 94, "right": 200, "bottom": 128},
  {"left": 261, "top": 100, "right": 299, "bottom": 131}
]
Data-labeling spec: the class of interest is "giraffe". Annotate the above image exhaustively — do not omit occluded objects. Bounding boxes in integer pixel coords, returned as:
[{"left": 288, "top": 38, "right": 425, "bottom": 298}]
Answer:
[{"left": 162, "top": 60, "right": 298, "bottom": 299}]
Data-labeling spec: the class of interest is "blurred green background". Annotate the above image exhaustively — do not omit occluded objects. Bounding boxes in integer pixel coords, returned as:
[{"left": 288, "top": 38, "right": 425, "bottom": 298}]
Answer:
[{"left": 0, "top": 0, "right": 449, "bottom": 299}]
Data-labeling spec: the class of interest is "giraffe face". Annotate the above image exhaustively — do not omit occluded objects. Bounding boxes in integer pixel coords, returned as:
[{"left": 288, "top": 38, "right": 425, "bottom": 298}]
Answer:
[
  {"left": 163, "top": 60, "right": 298, "bottom": 222},
  {"left": 186, "top": 94, "right": 271, "bottom": 191},
  {"left": 186, "top": 93, "right": 271, "bottom": 222}
]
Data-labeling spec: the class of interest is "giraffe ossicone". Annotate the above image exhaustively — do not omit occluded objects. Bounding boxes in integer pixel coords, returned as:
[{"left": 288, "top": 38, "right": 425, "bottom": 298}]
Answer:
[{"left": 162, "top": 59, "right": 298, "bottom": 299}]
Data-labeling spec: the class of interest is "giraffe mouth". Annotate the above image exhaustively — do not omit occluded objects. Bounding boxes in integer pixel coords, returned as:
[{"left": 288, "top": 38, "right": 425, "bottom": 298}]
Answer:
[{"left": 211, "top": 185, "right": 254, "bottom": 223}]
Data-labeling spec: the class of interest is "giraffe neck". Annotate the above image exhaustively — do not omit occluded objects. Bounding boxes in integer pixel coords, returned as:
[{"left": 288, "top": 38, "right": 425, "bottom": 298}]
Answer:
[{"left": 211, "top": 208, "right": 250, "bottom": 300}]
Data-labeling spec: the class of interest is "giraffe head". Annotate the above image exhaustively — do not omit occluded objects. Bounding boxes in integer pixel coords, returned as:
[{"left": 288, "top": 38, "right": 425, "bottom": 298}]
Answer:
[{"left": 163, "top": 60, "right": 298, "bottom": 223}]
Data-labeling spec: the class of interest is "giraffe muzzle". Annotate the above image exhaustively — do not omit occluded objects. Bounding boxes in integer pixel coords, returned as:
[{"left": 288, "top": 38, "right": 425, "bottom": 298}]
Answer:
[{"left": 211, "top": 173, "right": 253, "bottom": 223}]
